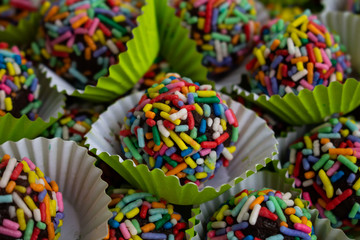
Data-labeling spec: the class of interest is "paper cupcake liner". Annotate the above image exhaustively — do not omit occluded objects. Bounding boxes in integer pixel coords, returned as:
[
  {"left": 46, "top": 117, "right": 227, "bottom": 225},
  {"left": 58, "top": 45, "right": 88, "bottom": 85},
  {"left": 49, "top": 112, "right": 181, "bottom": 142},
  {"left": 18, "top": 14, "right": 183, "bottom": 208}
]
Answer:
[
  {"left": 187, "top": 170, "right": 350, "bottom": 240},
  {"left": 85, "top": 91, "right": 278, "bottom": 205},
  {"left": 236, "top": 78, "right": 360, "bottom": 126},
  {"left": 0, "top": 69, "right": 65, "bottom": 144},
  {"left": 46, "top": 0, "right": 211, "bottom": 101},
  {"left": 0, "top": 137, "right": 112, "bottom": 239},
  {"left": 321, "top": 0, "right": 348, "bottom": 12},
  {"left": 0, "top": 12, "right": 40, "bottom": 46}
]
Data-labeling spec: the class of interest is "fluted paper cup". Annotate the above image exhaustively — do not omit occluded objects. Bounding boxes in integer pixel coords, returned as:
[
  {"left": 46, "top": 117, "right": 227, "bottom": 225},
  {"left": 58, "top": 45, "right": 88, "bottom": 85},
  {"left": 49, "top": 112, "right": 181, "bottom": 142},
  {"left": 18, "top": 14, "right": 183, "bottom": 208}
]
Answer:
[
  {"left": 187, "top": 170, "right": 350, "bottom": 240},
  {"left": 85, "top": 91, "right": 278, "bottom": 205},
  {"left": 0, "top": 138, "right": 112, "bottom": 239},
  {"left": 0, "top": 69, "right": 65, "bottom": 144}
]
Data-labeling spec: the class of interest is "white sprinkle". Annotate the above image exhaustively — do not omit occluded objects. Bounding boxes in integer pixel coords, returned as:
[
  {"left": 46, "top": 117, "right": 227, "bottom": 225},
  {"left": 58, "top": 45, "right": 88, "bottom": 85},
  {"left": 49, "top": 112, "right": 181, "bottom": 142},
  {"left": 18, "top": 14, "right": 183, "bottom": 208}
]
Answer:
[
  {"left": 291, "top": 69, "right": 308, "bottom": 82},
  {"left": 249, "top": 204, "right": 261, "bottom": 225}
]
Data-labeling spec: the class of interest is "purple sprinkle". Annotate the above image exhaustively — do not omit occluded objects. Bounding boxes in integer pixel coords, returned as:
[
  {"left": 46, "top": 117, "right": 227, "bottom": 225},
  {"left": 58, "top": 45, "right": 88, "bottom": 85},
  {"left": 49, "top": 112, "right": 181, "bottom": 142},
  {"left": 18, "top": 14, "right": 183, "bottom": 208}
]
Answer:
[
  {"left": 5, "top": 79, "right": 18, "bottom": 91},
  {"left": 165, "top": 147, "right": 176, "bottom": 156},
  {"left": 95, "top": 9, "right": 116, "bottom": 17},
  {"left": 141, "top": 233, "right": 167, "bottom": 239},
  {"left": 231, "top": 222, "right": 248, "bottom": 231},
  {"left": 307, "top": 155, "right": 319, "bottom": 163},
  {"left": 93, "top": 46, "right": 108, "bottom": 58},
  {"left": 332, "top": 122, "right": 342, "bottom": 133},
  {"left": 77, "top": 42, "right": 85, "bottom": 52},
  {"left": 347, "top": 173, "right": 356, "bottom": 184},
  {"left": 195, "top": 166, "right": 203, "bottom": 173},
  {"left": 188, "top": 93, "right": 195, "bottom": 105},
  {"left": 348, "top": 135, "right": 360, "bottom": 143}
]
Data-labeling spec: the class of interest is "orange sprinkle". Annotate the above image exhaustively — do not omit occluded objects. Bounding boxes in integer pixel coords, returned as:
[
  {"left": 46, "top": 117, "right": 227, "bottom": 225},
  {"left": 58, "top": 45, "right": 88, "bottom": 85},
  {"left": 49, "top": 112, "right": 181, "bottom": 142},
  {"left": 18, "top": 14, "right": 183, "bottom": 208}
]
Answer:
[
  {"left": 320, "top": 138, "right": 330, "bottom": 144},
  {"left": 304, "top": 171, "right": 315, "bottom": 179},
  {"left": 171, "top": 213, "right": 182, "bottom": 221},
  {"left": 84, "top": 47, "right": 91, "bottom": 61},
  {"left": 329, "top": 148, "right": 353, "bottom": 155},
  {"left": 151, "top": 202, "right": 166, "bottom": 209},
  {"left": 166, "top": 162, "right": 187, "bottom": 176},
  {"left": 276, "top": 63, "right": 283, "bottom": 80},
  {"left": 231, "top": 34, "right": 240, "bottom": 45},
  {"left": 280, "top": 221, "right": 288, "bottom": 228},
  {"left": 5, "top": 180, "right": 16, "bottom": 193},
  {"left": 307, "top": 62, "right": 314, "bottom": 84},
  {"left": 301, "top": 216, "right": 308, "bottom": 225},
  {"left": 181, "top": 86, "right": 189, "bottom": 95},
  {"left": 44, "top": 6, "right": 59, "bottom": 22},
  {"left": 270, "top": 39, "right": 280, "bottom": 51},
  {"left": 145, "top": 132, "right": 153, "bottom": 140},
  {"left": 50, "top": 180, "right": 59, "bottom": 192},
  {"left": 176, "top": 172, "right": 187, "bottom": 178},
  {"left": 44, "top": 195, "right": 51, "bottom": 225},
  {"left": 72, "top": 15, "right": 89, "bottom": 29},
  {"left": 284, "top": 208, "right": 296, "bottom": 215},
  {"left": 84, "top": 35, "right": 96, "bottom": 51},
  {"left": 308, "top": 23, "right": 324, "bottom": 38},
  {"left": 153, "top": 142, "right": 163, "bottom": 152},
  {"left": 145, "top": 111, "right": 155, "bottom": 119},
  {"left": 141, "top": 223, "right": 155, "bottom": 233},
  {"left": 258, "top": 71, "right": 265, "bottom": 86},
  {"left": 2, "top": 154, "right": 10, "bottom": 162},
  {"left": 147, "top": 140, "right": 155, "bottom": 149},
  {"left": 317, "top": 198, "right": 327, "bottom": 209},
  {"left": 290, "top": 56, "right": 309, "bottom": 64},
  {"left": 51, "top": 12, "right": 69, "bottom": 21},
  {"left": 108, "top": 198, "right": 122, "bottom": 207},
  {"left": 47, "top": 222, "right": 55, "bottom": 240},
  {"left": 30, "top": 183, "right": 44, "bottom": 192},
  {"left": 249, "top": 195, "right": 264, "bottom": 210}
]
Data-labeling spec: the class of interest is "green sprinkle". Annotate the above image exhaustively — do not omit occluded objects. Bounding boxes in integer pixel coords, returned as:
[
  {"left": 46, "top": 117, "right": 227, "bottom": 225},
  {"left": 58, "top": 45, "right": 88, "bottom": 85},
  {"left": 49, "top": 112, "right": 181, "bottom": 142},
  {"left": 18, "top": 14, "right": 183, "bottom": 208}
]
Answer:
[
  {"left": 275, "top": 196, "right": 287, "bottom": 209},
  {"left": 194, "top": 96, "right": 220, "bottom": 103},
  {"left": 323, "top": 160, "right": 335, "bottom": 171},
  {"left": 152, "top": 126, "right": 161, "bottom": 146},
  {"left": 123, "top": 137, "right": 142, "bottom": 162},
  {"left": 337, "top": 155, "right": 358, "bottom": 173},
  {"left": 98, "top": 14, "right": 127, "bottom": 34},
  {"left": 290, "top": 142, "right": 304, "bottom": 149},
  {"left": 324, "top": 210, "right": 337, "bottom": 224},
  {"left": 24, "top": 219, "right": 34, "bottom": 240},
  {"left": 231, "top": 126, "right": 239, "bottom": 142},
  {"left": 231, "top": 196, "right": 248, "bottom": 217},
  {"left": 349, "top": 203, "right": 360, "bottom": 219},
  {"left": 317, "top": 126, "right": 333, "bottom": 133},
  {"left": 155, "top": 214, "right": 171, "bottom": 230},
  {"left": 131, "top": 219, "right": 141, "bottom": 234},
  {"left": 211, "top": 32, "right": 231, "bottom": 42},
  {"left": 190, "top": 127, "right": 198, "bottom": 139},
  {"left": 312, "top": 154, "right": 330, "bottom": 171},
  {"left": 195, "top": 135, "right": 207, "bottom": 143},
  {"left": 36, "top": 221, "right": 46, "bottom": 230},
  {"left": 269, "top": 196, "right": 286, "bottom": 222}
]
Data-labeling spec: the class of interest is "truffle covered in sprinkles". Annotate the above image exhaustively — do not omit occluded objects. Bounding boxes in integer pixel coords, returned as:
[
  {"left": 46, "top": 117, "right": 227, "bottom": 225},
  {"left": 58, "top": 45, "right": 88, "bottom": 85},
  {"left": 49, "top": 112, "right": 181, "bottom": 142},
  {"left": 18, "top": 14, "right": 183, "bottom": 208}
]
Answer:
[{"left": 119, "top": 73, "right": 239, "bottom": 186}]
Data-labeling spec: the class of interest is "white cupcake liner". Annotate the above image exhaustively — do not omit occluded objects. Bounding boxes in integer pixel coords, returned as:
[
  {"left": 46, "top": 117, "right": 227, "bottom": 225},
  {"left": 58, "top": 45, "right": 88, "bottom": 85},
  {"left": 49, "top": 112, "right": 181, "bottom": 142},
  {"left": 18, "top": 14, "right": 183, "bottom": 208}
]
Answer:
[
  {"left": 85, "top": 91, "right": 278, "bottom": 205},
  {"left": 188, "top": 170, "right": 350, "bottom": 240},
  {"left": 0, "top": 138, "right": 112, "bottom": 239},
  {"left": 321, "top": 0, "right": 348, "bottom": 12}
]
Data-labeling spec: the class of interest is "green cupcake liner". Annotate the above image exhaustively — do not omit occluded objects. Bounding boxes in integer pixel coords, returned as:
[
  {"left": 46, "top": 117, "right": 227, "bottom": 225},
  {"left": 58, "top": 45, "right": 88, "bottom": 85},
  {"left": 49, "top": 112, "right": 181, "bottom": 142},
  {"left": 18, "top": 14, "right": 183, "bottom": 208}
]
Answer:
[
  {"left": 186, "top": 170, "right": 349, "bottom": 240},
  {"left": 47, "top": 0, "right": 209, "bottom": 101},
  {"left": 0, "top": 69, "right": 65, "bottom": 144},
  {"left": 0, "top": 12, "right": 40, "bottom": 46},
  {"left": 85, "top": 92, "right": 278, "bottom": 205},
  {"left": 237, "top": 78, "right": 360, "bottom": 125}
]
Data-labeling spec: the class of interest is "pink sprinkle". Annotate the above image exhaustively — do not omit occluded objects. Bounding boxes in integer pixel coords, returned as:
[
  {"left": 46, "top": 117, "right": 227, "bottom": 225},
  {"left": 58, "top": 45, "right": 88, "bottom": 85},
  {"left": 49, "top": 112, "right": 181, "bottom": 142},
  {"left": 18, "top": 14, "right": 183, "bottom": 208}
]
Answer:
[
  {"left": 0, "top": 84, "right": 11, "bottom": 95},
  {"left": 119, "top": 223, "right": 131, "bottom": 239},
  {"left": 135, "top": 98, "right": 150, "bottom": 111},
  {"left": 143, "top": 201, "right": 151, "bottom": 208},
  {"left": 302, "top": 192, "right": 313, "bottom": 207},
  {"left": 326, "top": 161, "right": 342, "bottom": 177},
  {"left": 308, "top": 15, "right": 317, "bottom": 21},
  {"left": 166, "top": 81, "right": 185, "bottom": 90},
  {"left": 267, "top": 18, "right": 280, "bottom": 26},
  {"left": 294, "top": 223, "right": 312, "bottom": 233},
  {"left": 194, "top": 0, "right": 208, "bottom": 8},
  {"left": 66, "top": 35, "right": 76, "bottom": 48},
  {"left": 69, "top": 12, "right": 86, "bottom": 24},
  {"left": 10, "top": 46, "right": 20, "bottom": 55},
  {"left": 75, "top": 3, "right": 90, "bottom": 10},
  {"left": 3, "top": 219, "right": 19, "bottom": 230},
  {"left": 275, "top": 192, "right": 282, "bottom": 198},
  {"left": 322, "top": 80, "right": 328, "bottom": 86},
  {"left": 225, "top": 109, "right": 235, "bottom": 125},
  {"left": 237, "top": 48, "right": 249, "bottom": 56},
  {"left": 26, "top": 186, "right": 32, "bottom": 195},
  {"left": 27, "top": 93, "right": 34, "bottom": 102},
  {"left": 295, "top": 177, "right": 301, "bottom": 187},
  {"left": 315, "top": 203, "right": 326, "bottom": 218},
  {"left": 51, "top": 31, "right": 72, "bottom": 46},
  {"left": 56, "top": 192, "right": 64, "bottom": 212},
  {"left": 285, "top": 54, "right": 294, "bottom": 62},
  {"left": 200, "top": 148, "right": 211, "bottom": 156},
  {"left": 315, "top": 62, "right": 329, "bottom": 71},
  {"left": 207, "top": 230, "right": 216, "bottom": 238},
  {"left": 353, "top": 150, "right": 360, "bottom": 158},
  {"left": 355, "top": 142, "right": 360, "bottom": 148},
  {"left": 336, "top": 63, "right": 344, "bottom": 74},
  {"left": 307, "top": 32, "right": 318, "bottom": 43},
  {"left": 153, "top": 152, "right": 159, "bottom": 159},
  {"left": 112, "top": 6, "right": 120, "bottom": 12},
  {"left": 194, "top": 180, "right": 200, "bottom": 186},
  {"left": 88, "top": 18, "right": 100, "bottom": 36},
  {"left": 320, "top": 48, "right": 332, "bottom": 67},
  {"left": 300, "top": 79, "right": 314, "bottom": 90},
  {"left": 159, "top": 145, "right": 168, "bottom": 156},
  {"left": 74, "top": 28, "right": 88, "bottom": 35},
  {"left": 22, "top": 156, "right": 36, "bottom": 170},
  {"left": 265, "top": 76, "right": 273, "bottom": 96},
  {"left": 0, "top": 226, "right": 22, "bottom": 238}
]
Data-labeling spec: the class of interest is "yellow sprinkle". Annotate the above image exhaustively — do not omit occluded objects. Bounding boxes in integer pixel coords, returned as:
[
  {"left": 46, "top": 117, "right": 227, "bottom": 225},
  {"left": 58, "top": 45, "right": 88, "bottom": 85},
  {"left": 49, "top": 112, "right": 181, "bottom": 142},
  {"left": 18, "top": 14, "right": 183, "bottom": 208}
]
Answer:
[
  {"left": 304, "top": 136, "right": 312, "bottom": 149},
  {"left": 59, "top": 116, "right": 72, "bottom": 125},
  {"left": 6, "top": 62, "right": 15, "bottom": 76},
  {"left": 27, "top": 68, "right": 34, "bottom": 75},
  {"left": 201, "top": 44, "right": 213, "bottom": 51},
  {"left": 336, "top": 72, "right": 343, "bottom": 82},
  {"left": 40, "top": 1, "right": 51, "bottom": 15},
  {"left": 21, "top": 161, "right": 30, "bottom": 173},
  {"left": 126, "top": 207, "right": 140, "bottom": 219},
  {"left": 167, "top": 204, "right": 174, "bottom": 215},
  {"left": 54, "top": 233, "right": 61, "bottom": 240},
  {"left": 160, "top": 134, "right": 174, "bottom": 148},
  {"left": 153, "top": 103, "right": 171, "bottom": 112},
  {"left": 290, "top": 32, "right": 301, "bottom": 47},
  {"left": 185, "top": 157, "right": 197, "bottom": 169},
  {"left": 160, "top": 111, "right": 181, "bottom": 125},
  {"left": 58, "top": 219, "right": 63, "bottom": 228},
  {"left": 28, "top": 171, "right": 36, "bottom": 184},
  {"left": 346, "top": 156, "right": 357, "bottom": 164},
  {"left": 4, "top": 97, "right": 12, "bottom": 112},
  {"left": 340, "top": 129, "right": 349, "bottom": 137},
  {"left": 296, "top": 62, "right": 304, "bottom": 71},
  {"left": 14, "top": 185, "right": 26, "bottom": 193},
  {"left": 300, "top": 19, "right": 309, "bottom": 33},
  {"left": 220, "top": 119, "right": 227, "bottom": 131},
  {"left": 53, "top": 44, "right": 73, "bottom": 53},
  {"left": 195, "top": 172, "right": 207, "bottom": 179},
  {"left": 50, "top": 199, "right": 56, "bottom": 216},
  {"left": 189, "top": 86, "right": 196, "bottom": 93},
  {"left": 291, "top": 14, "right": 308, "bottom": 27},
  {"left": 128, "top": 189, "right": 137, "bottom": 195},
  {"left": 0, "top": 69, "right": 5, "bottom": 80},
  {"left": 194, "top": 103, "right": 203, "bottom": 116},
  {"left": 24, "top": 196, "right": 38, "bottom": 211},
  {"left": 290, "top": 214, "right": 302, "bottom": 224},
  {"left": 197, "top": 90, "right": 216, "bottom": 97},
  {"left": 41, "top": 48, "right": 51, "bottom": 59},
  {"left": 17, "top": 208, "right": 26, "bottom": 231},
  {"left": 353, "top": 177, "right": 360, "bottom": 191},
  {"left": 313, "top": 47, "right": 323, "bottom": 63},
  {"left": 147, "top": 84, "right": 164, "bottom": 93},
  {"left": 203, "top": 34, "right": 212, "bottom": 41},
  {"left": 204, "top": 159, "right": 215, "bottom": 170},
  {"left": 149, "top": 156, "right": 155, "bottom": 168},
  {"left": 197, "top": 17, "right": 205, "bottom": 30},
  {"left": 228, "top": 146, "right": 236, "bottom": 153},
  {"left": 216, "top": 204, "right": 229, "bottom": 221},
  {"left": 169, "top": 130, "right": 187, "bottom": 150},
  {"left": 113, "top": 14, "right": 126, "bottom": 22},
  {"left": 254, "top": 49, "right": 265, "bottom": 65},
  {"left": 161, "top": 166, "right": 168, "bottom": 173},
  {"left": 325, "top": 32, "right": 332, "bottom": 47},
  {"left": 132, "top": 235, "right": 142, "bottom": 240},
  {"left": 179, "top": 132, "right": 200, "bottom": 151},
  {"left": 35, "top": 167, "right": 44, "bottom": 178},
  {"left": 143, "top": 104, "right": 153, "bottom": 112},
  {"left": 319, "top": 169, "right": 334, "bottom": 198}
]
